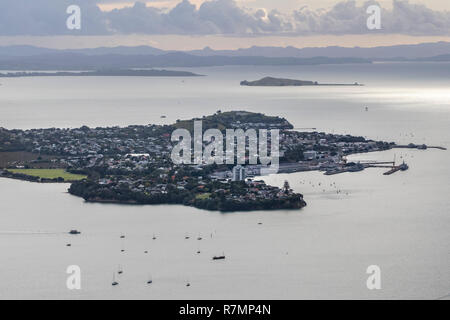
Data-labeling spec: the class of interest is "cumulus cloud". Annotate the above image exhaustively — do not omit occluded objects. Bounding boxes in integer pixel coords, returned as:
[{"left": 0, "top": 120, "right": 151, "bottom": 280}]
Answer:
[
  {"left": 0, "top": 0, "right": 448, "bottom": 36},
  {"left": 292, "top": 0, "right": 450, "bottom": 35},
  {"left": 105, "top": 0, "right": 291, "bottom": 34}
]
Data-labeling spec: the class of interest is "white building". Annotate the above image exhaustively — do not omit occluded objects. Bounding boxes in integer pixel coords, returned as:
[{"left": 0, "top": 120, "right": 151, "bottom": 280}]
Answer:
[
  {"left": 303, "top": 150, "right": 318, "bottom": 161},
  {"left": 232, "top": 165, "right": 246, "bottom": 181}
]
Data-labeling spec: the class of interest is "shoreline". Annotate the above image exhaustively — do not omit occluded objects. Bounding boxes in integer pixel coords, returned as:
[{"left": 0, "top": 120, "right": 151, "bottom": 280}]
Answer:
[
  {"left": 0, "top": 109, "right": 445, "bottom": 213},
  {"left": 82, "top": 196, "right": 307, "bottom": 213}
]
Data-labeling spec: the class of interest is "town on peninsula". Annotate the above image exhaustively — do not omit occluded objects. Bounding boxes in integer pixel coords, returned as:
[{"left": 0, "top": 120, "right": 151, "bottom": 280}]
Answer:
[{"left": 0, "top": 111, "right": 442, "bottom": 212}]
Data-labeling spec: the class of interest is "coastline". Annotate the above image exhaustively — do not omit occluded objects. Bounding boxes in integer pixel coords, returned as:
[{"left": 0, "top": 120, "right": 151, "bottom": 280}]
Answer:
[
  {"left": 81, "top": 196, "right": 307, "bottom": 212},
  {"left": 0, "top": 110, "right": 445, "bottom": 213}
]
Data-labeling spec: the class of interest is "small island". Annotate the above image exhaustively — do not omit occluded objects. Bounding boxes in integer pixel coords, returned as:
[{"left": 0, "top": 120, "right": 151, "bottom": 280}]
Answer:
[
  {"left": 0, "top": 69, "right": 203, "bottom": 78},
  {"left": 240, "top": 77, "right": 362, "bottom": 87}
]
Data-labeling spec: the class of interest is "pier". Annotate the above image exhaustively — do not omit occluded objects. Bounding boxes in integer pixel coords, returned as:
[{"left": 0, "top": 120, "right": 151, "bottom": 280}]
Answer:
[{"left": 323, "top": 160, "right": 410, "bottom": 176}]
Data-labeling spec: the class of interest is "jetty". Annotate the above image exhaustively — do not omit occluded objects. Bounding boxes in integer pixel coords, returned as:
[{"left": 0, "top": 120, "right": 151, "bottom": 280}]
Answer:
[
  {"left": 324, "top": 160, "right": 411, "bottom": 176},
  {"left": 383, "top": 162, "right": 409, "bottom": 175}
]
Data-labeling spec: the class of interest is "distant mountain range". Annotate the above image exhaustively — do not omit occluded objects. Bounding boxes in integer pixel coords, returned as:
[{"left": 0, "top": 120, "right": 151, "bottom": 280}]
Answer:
[
  {"left": 0, "top": 42, "right": 448, "bottom": 70},
  {"left": 187, "top": 42, "right": 450, "bottom": 59},
  {"left": 0, "top": 52, "right": 371, "bottom": 70}
]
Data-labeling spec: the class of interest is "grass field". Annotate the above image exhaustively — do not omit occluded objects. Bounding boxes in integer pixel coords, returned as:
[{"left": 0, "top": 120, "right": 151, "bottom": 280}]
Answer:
[{"left": 8, "top": 169, "right": 87, "bottom": 181}]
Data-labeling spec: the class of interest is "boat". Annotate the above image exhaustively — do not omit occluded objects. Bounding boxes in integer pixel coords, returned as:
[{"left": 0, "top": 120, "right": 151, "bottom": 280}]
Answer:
[
  {"left": 69, "top": 230, "right": 81, "bottom": 235},
  {"left": 384, "top": 161, "right": 409, "bottom": 175},
  {"left": 347, "top": 163, "right": 365, "bottom": 172},
  {"left": 324, "top": 168, "right": 346, "bottom": 175},
  {"left": 399, "top": 162, "right": 409, "bottom": 171},
  {"left": 112, "top": 273, "right": 119, "bottom": 286},
  {"left": 212, "top": 255, "right": 226, "bottom": 261}
]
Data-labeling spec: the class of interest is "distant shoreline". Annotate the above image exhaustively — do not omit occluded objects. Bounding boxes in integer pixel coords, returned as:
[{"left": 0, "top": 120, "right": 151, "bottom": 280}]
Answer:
[{"left": 0, "top": 69, "right": 204, "bottom": 78}]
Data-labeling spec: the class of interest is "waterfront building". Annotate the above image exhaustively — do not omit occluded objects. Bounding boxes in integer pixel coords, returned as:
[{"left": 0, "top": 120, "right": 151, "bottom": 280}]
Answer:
[
  {"left": 303, "top": 150, "right": 318, "bottom": 161},
  {"left": 232, "top": 165, "right": 246, "bottom": 181}
]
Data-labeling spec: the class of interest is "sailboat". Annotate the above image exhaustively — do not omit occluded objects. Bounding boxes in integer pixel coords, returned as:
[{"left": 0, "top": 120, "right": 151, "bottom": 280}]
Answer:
[
  {"left": 147, "top": 274, "right": 153, "bottom": 285},
  {"left": 112, "top": 273, "right": 119, "bottom": 286},
  {"left": 152, "top": 234, "right": 157, "bottom": 240},
  {"left": 118, "top": 265, "right": 123, "bottom": 275},
  {"left": 213, "top": 252, "right": 226, "bottom": 260}
]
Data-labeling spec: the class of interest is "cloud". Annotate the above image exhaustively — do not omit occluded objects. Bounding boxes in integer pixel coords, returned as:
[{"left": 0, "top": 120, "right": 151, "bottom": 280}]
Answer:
[
  {"left": 0, "top": 0, "right": 109, "bottom": 35},
  {"left": 0, "top": 0, "right": 448, "bottom": 36},
  {"left": 291, "top": 0, "right": 450, "bottom": 35},
  {"left": 105, "top": 0, "right": 290, "bottom": 34},
  {"left": 385, "top": 0, "right": 450, "bottom": 35}
]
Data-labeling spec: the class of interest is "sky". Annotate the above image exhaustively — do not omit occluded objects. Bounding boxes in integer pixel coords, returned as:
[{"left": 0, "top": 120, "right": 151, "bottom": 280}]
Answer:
[
  {"left": 96, "top": 0, "right": 450, "bottom": 12},
  {"left": 0, "top": 0, "right": 449, "bottom": 50}
]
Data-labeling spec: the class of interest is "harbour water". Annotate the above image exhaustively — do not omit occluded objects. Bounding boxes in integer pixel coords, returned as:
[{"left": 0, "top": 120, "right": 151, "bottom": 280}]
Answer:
[{"left": 0, "top": 62, "right": 449, "bottom": 299}]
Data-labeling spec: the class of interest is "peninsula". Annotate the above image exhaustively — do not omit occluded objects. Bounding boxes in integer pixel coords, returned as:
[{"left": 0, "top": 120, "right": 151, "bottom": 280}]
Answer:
[
  {"left": 240, "top": 77, "right": 362, "bottom": 87},
  {"left": 0, "top": 111, "right": 440, "bottom": 212},
  {"left": 0, "top": 69, "right": 203, "bottom": 78}
]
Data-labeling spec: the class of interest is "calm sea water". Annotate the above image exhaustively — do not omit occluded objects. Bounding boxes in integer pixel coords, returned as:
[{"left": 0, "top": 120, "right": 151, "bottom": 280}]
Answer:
[{"left": 0, "top": 63, "right": 449, "bottom": 299}]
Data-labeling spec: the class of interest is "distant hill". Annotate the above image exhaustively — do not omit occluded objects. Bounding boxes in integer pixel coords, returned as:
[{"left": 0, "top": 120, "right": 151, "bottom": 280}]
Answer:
[
  {"left": 241, "top": 77, "right": 317, "bottom": 86},
  {"left": 174, "top": 110, "right": 293, "bottom": 132}
]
